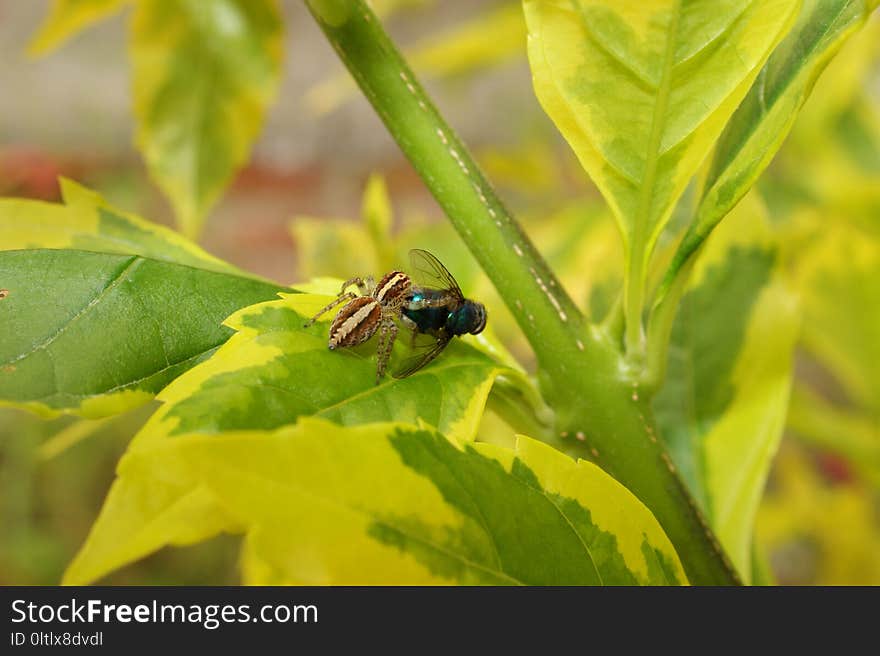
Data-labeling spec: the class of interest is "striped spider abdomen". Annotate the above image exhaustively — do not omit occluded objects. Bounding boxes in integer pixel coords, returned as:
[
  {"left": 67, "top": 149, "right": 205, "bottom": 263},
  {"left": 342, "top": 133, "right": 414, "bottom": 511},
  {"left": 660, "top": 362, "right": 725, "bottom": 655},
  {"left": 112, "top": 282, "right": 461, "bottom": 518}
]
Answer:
[{"left": 328, "top": 296, "right": 382, "bottom": 349}]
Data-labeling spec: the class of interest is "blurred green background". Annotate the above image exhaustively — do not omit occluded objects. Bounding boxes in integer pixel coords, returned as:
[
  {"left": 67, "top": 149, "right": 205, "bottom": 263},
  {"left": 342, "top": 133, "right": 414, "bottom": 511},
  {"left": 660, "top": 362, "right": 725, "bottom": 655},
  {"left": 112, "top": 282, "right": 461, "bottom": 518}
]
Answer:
[{"left": 1, "top": 0, "right": 878, "bottom": 585}]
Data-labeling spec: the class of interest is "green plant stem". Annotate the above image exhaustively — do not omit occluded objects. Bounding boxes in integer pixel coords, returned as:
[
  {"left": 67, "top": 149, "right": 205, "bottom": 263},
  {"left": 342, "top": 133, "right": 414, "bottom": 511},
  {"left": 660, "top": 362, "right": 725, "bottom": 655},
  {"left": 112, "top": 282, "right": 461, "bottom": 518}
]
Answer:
[{"left": 305, "top": 0, "right": 740, "bottom": 585}]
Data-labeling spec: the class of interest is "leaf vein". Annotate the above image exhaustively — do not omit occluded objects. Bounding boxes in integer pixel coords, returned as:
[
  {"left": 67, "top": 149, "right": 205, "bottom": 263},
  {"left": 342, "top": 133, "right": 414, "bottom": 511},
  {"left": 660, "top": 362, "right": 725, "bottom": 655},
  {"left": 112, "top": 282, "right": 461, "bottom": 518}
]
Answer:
[{"left": 0, "top": 255, "right": 144, "bottom": 368}]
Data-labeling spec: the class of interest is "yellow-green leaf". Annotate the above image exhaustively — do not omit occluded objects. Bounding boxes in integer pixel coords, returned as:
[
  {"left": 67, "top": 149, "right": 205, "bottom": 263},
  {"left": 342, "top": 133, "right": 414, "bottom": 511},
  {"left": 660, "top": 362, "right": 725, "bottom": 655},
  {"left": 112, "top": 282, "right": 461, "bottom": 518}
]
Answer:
[
  {"left": 62, "top": 288, "right": 523, "bottom": 583},
  {"left": 290, "top": 216, "right": 379, "bottom": 282},
  {"left": 362, "top": 174, "right": 396, "bottom": 271},
  {"left": 67, "top": 419, "right": 686, "bottom": 584},
  {"left": 0, "top": 178, "right": 241, "bottom": 275},
  {"left": 653, "top": 194, "right": 800, "bottom": 582},
  {"left": 131, "top": 0, "right": 283, "bottom": 237},
  {"left": 131, "top": 292, "right": 509, "bottom": 447},
  {"left": 523, "top": 0, "right": 800, "bottom": 310},
  {"left": 788, "top": 10, "right": 880, "bottom": 145},
  {"left": 63, "top": 450, "right": 238, "bottom": 586},
  {"left": 667, "top": 0, "right": 878, "bottom": 281},
  {"left": 290, "top": 175, "right": 394, "bottom": 281},
  {"left": 28, "top": 0, "right": 129, "bottom": 56}
]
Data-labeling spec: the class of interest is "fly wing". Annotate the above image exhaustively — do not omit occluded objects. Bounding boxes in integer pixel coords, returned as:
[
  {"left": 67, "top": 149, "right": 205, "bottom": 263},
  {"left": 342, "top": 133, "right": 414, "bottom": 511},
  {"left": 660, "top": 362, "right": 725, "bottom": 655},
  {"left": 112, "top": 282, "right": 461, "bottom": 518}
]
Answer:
[
  {"left": 408, "top": 249, "right": 463, "bottom": 299},
  {"left": 391, "top": 333, "right": 452, "bottom": 379}
]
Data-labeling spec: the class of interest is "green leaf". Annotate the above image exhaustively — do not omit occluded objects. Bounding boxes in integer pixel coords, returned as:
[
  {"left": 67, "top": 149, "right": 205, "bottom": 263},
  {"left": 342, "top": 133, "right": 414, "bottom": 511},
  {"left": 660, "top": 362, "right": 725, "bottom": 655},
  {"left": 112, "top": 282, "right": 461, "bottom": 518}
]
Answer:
[
  {"left": 28, "top": 0, "right": 129, "bottom": 56},
  {"left": 66, "top": 419, "right": 686, "bottom": 584},
  {"left": 0, "top": 249, "right": 283, "bottom": 418},
  {"left": 130, "top": 0, "right": 283, "bottom": 237},
  {"left": 653, "top": 194, "right": 800, "bottom": 581},
  {"left": 0, "top": 181, "right": 284, "bottom": 416},
  {"left": 664, "top": 0, "right": 878, "bottom": 287},
  {"left": 523, "top": 0, "right": 800, "bottom": 338}
]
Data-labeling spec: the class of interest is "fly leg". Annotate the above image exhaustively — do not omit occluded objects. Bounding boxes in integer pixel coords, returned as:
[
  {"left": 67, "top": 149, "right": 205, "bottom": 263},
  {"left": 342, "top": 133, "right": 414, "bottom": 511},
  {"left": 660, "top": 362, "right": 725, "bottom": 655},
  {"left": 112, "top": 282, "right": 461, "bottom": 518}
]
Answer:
[{"left": 399, "top": 312, "right": 420, "bottom": 349}]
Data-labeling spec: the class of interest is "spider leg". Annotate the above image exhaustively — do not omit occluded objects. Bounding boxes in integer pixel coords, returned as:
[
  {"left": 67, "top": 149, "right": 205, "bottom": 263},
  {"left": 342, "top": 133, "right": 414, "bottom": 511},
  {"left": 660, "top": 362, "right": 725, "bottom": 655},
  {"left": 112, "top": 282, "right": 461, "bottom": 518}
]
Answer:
[
  {"left": 375, "top": 317, "right": 399, "bottom": 384},
  {"left": 338, "top": 276, "right": 370, "bottom": 296},
  {"left": 373, "top": 318, "right": 390, "bottom": 383},
  {"left": 303, "top": 292, "right": 357, "bottom": 328}
]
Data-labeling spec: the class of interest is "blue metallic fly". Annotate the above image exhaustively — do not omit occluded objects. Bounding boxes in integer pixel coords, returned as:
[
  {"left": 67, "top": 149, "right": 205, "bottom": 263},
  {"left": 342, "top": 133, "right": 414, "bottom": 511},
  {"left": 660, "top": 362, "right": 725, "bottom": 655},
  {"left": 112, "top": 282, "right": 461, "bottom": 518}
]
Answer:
[{"left": 395, "top": 249, "right": 487, "bottom": 378}]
